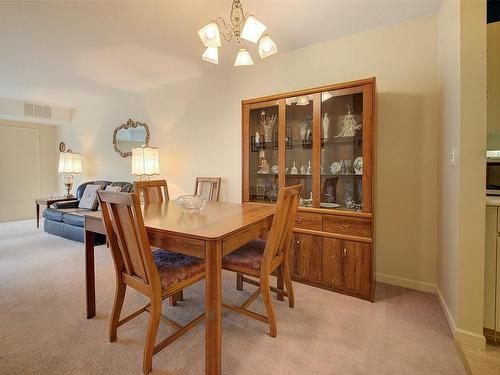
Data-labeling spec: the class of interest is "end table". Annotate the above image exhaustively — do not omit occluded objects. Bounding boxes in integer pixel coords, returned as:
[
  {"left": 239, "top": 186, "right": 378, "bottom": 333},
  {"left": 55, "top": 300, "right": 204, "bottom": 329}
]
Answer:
[{"left": 35, "top": 197, "right": 76, "bottom": 228}]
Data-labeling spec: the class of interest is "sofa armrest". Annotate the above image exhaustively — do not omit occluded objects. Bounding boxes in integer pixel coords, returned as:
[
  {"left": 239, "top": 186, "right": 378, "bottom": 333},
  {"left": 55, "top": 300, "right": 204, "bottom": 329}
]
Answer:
[{"left": 52, "top": 200, "right": 79, "bottom": 209}]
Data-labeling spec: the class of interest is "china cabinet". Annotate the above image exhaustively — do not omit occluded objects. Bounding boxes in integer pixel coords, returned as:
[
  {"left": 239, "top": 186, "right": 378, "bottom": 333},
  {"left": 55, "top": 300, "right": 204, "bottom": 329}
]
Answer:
[{"left": 242, "top": 78, "right": 376, "bottom": 301}]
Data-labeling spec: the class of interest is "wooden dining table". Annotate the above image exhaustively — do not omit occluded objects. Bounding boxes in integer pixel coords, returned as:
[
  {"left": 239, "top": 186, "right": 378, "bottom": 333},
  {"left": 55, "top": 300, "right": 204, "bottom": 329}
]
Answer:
[{"left": 82, "top": 201, "right": 275, "bottom": 375}]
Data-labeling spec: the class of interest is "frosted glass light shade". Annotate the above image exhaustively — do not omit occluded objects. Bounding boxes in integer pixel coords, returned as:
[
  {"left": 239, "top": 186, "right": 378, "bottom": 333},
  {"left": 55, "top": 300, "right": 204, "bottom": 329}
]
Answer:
[
  {"left": 241, "top": 16, "right": 267, "bottom": 43},
  {"left": 234, "top": 48, "right": 254, "bottom": 66},
  {"left": 296, "top": 96, "right": 310, "bottom": 106},
  {"left": 202, "top": 47, "right": 219, "bottom": 64},
  {"left": 198, "top": 22, "right": 221, "bottom": 47},
  {"left": 58, "top": 151, "right": 82, "bottom": 174},
  {"left": 258, "top": 35, "right": 277, "bottom": 58},
  {"left": 132, "top": 147, "right": 160, "bottom": 176}
]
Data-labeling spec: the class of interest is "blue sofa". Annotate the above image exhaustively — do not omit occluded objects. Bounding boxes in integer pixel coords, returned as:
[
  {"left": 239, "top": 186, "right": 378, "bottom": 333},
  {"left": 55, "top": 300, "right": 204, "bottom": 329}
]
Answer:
[{"left": 43, "top": 180, "right": 133, "bottom": 243}]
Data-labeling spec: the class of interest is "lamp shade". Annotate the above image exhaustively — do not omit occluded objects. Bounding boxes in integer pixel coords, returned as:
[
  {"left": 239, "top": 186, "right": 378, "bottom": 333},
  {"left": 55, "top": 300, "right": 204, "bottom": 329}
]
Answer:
[
  {"left": 202, "top": 46, "right": 219, "bottom": 64},
  {"left": 234, "top": 48, "right": 254, "bottom": 66},
  {"left": 58, "top": 151, "right": 82, "bottom": 174},
  {"left": 258, "top": 35, "right": 277, "bottom": 58},
  {"left": 131, "top": 147, "right": 160, "bottom": 176},
  {"left": 241, "top": 16, "right": 267, "bottom": 43},
  {"left": 198, "top": 22, "right": 221, "bottom": 47}
]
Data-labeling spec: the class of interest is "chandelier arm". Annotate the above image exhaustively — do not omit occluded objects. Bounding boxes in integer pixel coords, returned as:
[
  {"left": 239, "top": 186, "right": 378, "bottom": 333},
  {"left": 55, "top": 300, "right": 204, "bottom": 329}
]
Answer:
[{"left": 215, "top": 17, "right": 234, "bottom": 43}]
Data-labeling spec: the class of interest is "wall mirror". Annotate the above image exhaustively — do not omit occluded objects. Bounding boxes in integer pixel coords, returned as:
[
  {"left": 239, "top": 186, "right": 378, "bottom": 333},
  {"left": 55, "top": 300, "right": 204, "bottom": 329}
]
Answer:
[{"left": 113, "top": 119, "right": 150, "bottom": 158}]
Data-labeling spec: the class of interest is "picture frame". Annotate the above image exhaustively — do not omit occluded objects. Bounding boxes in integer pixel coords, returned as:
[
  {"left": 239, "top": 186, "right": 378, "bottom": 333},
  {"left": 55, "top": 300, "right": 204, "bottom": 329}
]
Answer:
[
  {"left": 273, "top": 127, "right": 292, "bottom": 149},
  {"left": 251, "top": 136, "right": 264, "bottom": 152}
]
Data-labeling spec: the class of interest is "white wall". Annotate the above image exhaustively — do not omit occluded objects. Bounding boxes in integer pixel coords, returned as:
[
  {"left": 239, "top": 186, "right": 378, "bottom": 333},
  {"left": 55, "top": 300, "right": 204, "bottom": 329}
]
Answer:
[
  {"left": 437, "top": 0, "right": 487, "bottom": 349},
  {"left": 59, "top": 14, "right": 440, "bottom": 290}
]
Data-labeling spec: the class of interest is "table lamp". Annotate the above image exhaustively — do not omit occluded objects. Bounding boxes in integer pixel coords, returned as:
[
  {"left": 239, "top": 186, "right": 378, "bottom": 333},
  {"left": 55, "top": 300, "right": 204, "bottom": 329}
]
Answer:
[
  {"left": 58, "top": 150, "right": 82, "bottom": 197},
  {"left": 131, "top": 146, "right": 160, "bottom": 180}
]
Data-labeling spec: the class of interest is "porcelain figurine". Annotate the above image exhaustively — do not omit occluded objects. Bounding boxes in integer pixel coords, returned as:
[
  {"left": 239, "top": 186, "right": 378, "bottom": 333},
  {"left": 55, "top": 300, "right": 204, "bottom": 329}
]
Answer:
[
  {"left": 322, "top": 112, "right": 330, "bottom": 139},
  {"left": 335, "top": 105, "right": 362, "bottom": 137},
  {"left": 271, "top": 165, "right": 279, "bottom": 174},
  {"left": 260, "top": 159, "right": 270, "bottom": 174},
  {"left": 255, "top": 130, "right": 261, "bottom": 144},
  {"left": 299, "top": 124, "right": 307, "bottom": 141},
  {"left": 300, "top": 164, "right": 306, "bottom": 174},
  {"left": 290, "top": 161, "right": 298, "bottom": 174}
]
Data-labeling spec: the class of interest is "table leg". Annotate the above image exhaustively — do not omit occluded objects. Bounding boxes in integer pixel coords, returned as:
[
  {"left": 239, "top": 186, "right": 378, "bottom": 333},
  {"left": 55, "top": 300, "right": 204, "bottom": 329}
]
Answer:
[
  {"left": 205, "top": 240, "right": 222, "bottom": 375},
  {"left": 36, "top": 203, "right": 40, "bottom": 228},
  {"left": 85, "top": 229, "right": 96, "bottom": 319}
]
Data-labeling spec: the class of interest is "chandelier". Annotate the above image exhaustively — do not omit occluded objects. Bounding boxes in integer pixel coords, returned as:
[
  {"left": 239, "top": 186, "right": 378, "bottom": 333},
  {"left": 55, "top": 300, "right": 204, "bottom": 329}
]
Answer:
[{"left": 197, "top": 0, "right": 277, "bottom": 66}]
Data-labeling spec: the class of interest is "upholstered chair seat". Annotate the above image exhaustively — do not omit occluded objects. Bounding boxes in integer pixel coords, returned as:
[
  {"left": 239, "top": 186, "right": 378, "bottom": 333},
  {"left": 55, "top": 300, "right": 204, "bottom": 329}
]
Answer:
[
  {"left": 153, "top": 249, "right": 205, "bottom": 289},
  {"left": 222, "top": 239, "right": 266, "bottom": 271}
]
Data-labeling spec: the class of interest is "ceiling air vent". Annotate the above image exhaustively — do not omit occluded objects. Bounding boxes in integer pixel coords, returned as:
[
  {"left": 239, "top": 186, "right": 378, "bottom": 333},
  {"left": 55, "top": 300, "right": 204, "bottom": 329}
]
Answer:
[{"left": 24, "top": 102, "right": 52, "bottom": 119}]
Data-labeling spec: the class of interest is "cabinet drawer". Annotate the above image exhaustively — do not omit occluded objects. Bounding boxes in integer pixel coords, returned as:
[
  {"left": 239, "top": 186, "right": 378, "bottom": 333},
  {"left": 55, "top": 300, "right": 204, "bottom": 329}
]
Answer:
[
  {"left": 323, "top": 216, "right": 371, "bottom": 238},
  {"left": 294, "top": 212, "right": 322, "bottom": 231}
]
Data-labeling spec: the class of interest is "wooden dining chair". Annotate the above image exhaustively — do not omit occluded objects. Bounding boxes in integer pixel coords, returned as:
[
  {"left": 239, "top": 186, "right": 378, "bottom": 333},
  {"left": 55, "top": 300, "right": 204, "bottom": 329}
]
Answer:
[
  {"left": 133, "top": 179, "right": 169, "bottom": 203},
  {"left": 194, "top": 177, "right": 221, "bottom": 202},
  {"left": 97, "top": 190, "right": 205, "bottom": 374},
  {"left": 222, "top": 185, "right": 301, "bottom": 337}
]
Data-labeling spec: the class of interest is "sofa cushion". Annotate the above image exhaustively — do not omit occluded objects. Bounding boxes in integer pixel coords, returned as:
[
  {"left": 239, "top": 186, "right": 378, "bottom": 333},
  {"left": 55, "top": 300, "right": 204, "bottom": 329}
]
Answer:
[
  {"left": 78, "top": 184, "right": 102, "bottom": 210},
  {"left": 62, "top": 213, "right": 85, "bottom": 228},
  {"left": 110, "top": 182, "right": 134, "bottom": 193},
  {"left": 43, "top": 208, "right": 64, "bottom": 222},
  {"left": 76, "top": 181, "right": 111, "bottom": 201}
]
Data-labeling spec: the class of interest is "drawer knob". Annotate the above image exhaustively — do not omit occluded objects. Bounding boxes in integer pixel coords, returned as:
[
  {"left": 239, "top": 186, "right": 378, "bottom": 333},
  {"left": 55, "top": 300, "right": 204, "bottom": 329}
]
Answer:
[
  {"left": 295, "top": 218, "right": 302, "bottom": 224},
  {"left": 343, "top": 248, "right": 347, "bottom": 257},
  {"left": 341, "top": 224, "right": 351, "bottom": 229},
  {"left": 296, "top": 240, "right": 301, "bottom": 247}
]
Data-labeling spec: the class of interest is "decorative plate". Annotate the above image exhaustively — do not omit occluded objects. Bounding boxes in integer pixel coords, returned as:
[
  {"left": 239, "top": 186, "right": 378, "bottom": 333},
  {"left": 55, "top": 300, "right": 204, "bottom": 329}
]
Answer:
[
  {"left": 330, "top": 161, "right": 341, "bottom": 175},
  {"left": 354, "top": 156, "right": 363, "bottom": 175},
  {"left": 320, "top": 202, "right": 341, "bottom": 208}
]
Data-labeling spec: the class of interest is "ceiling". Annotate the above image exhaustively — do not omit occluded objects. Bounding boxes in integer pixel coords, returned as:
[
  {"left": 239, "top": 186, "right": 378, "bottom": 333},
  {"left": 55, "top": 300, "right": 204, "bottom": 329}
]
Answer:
[{"left": 0, "top": 0, "right": 442, "bottom": 108}]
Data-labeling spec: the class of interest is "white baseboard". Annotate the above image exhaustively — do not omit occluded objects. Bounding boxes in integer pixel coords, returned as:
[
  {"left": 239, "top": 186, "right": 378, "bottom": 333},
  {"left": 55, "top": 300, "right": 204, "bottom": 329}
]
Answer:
[
  {"left": 378, "top": 274, "right": 486, "bottom": 350},
  {"left": 375, "top": 272, "right": 436, "bottom": 293}
]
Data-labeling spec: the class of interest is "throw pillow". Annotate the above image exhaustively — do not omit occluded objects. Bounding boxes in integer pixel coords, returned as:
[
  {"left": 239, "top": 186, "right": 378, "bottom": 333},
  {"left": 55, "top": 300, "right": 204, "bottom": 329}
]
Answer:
[
  {"left": 97, "top": 185, "right": 122, "bottom": 210},
  {"left": 78, "top": 184, "right": 103, "bottom": 210}
]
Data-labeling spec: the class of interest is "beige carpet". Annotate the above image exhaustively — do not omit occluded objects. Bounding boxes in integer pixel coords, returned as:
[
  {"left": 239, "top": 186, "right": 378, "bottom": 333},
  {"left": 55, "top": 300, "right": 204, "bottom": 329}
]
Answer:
[{"left": 0, "top": 219, "right": 466, "bottom": 375}]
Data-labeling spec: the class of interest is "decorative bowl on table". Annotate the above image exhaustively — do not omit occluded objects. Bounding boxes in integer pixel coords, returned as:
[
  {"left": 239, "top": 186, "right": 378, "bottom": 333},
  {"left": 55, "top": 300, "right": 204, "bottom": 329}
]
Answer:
[{"left": 175, "top": 195, "right": 207, "bottom": 212}]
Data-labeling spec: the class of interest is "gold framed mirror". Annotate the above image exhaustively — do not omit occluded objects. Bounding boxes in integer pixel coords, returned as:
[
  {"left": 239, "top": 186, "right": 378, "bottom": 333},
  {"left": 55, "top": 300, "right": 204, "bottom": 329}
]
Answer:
[{"left": 113, "top": 119, "right": 150, "bottom": 158}]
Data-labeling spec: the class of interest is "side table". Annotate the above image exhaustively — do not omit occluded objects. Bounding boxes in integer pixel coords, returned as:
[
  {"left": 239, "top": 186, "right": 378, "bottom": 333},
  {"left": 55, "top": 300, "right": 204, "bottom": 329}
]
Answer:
[{"left": 35, "top": 197, "right": 76, "bottom": 228}]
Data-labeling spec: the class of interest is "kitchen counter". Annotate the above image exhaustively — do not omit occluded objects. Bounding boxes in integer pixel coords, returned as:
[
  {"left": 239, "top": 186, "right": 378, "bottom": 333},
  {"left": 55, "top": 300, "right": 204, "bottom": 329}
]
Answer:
[{"left": 486, "top": 195, "right": 500, "bottom": 206}]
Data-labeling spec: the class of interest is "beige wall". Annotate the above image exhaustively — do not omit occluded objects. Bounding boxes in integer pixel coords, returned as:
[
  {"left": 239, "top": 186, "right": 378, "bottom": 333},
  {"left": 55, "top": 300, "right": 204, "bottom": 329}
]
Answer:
[
  {"left": 59, "top": 15, "right": 440, "bottom": 289},
  {"left": 488, "top": 22, "right": 500, "bottom": 133},
  {"left": 437, "top": 0, "right": 487, "bottom": 349},
  {"left": 0, "top": 119, "right": 58, "bottom": 222}
]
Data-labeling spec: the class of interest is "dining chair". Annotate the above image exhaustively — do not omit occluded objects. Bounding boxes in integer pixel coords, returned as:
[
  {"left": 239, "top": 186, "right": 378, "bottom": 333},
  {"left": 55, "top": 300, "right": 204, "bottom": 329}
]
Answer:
[
  {"left": 133, "top": 179, "right": 169, "bottom": 203},
  {"left": 133, "top": 179, "right": 183, "bottom": 305},
  {"left": 222, "top": 184, "right": 301, "bottom": 337},
  {"left": 97, "top": 190, "right": 205, "bottom": 374},
  {"left": 194, "top": 177, "right": 221, "bottom": 202}
]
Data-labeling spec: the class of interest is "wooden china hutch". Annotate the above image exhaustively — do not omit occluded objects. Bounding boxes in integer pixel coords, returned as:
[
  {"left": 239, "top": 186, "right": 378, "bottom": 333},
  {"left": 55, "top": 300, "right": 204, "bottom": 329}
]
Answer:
[{"left": 242, "top": 78, "right": 376, "bottom": 301}]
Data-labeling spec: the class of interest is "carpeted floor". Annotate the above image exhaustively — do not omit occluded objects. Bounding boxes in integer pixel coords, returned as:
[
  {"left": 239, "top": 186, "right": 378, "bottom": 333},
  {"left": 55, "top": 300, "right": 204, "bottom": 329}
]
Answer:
[{"left": 0, "top": 219, "right": 467, "bottom": 375}]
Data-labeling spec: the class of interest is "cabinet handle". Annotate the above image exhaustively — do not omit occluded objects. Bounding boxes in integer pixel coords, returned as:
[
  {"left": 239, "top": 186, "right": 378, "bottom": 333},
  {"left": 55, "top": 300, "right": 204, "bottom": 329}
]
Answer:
[
  {"left": 343, "top": 248, "right": 347, "bottom": 257},
  {"left": 341, "top": 224, "right": 351, "bottom": 229},
  {"left": 295, "top": 218, "right": 302, "bottom": 224},
  {"left": 296, "top": 240, "right": 301, "bottom": 247}
]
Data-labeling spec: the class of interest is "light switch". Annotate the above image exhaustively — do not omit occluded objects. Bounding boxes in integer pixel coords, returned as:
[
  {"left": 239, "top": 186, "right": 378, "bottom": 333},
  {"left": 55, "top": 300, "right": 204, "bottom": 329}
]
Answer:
[{"left": 450, "top": 148, "right": 456, "bottom": 166}]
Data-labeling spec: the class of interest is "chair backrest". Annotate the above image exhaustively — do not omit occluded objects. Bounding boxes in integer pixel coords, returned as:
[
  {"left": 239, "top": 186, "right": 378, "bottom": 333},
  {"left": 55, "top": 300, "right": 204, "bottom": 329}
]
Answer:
[
  {"left": 97, "top": 190, "right": 160, "bottom": 289},
  {"left": 194, "top": 177, "right": 221, "bottom": 202},
  {"left": 261, "top": 185, "right": 301, "bottom": 273},
  {"left": 134, "top": 179, "right": 169, "bottom": 204}
]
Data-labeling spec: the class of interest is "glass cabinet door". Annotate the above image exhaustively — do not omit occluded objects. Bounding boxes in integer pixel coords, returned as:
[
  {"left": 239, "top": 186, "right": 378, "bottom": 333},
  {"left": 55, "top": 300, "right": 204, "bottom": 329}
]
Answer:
[
  {"left": 320, "top": 89, "right": 364, "bottom": 211},
  {"left": 248, "top": 102, "right": 280, "bottom": 203},
  {"left": 284, "top": 95, "right": 314, "bottom": 207}
]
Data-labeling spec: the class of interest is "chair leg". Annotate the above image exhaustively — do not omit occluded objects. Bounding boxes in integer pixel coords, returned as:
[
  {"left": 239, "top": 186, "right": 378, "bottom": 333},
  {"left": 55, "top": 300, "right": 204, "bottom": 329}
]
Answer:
[
  {"left": 236, "top": 273, "right": 243, "bottom": 291},
  {"left": 178, "top": 290, "right": 184, "bottom": 301},
  {"left": 170, "top": 295, "right": 177, "bottom": 306},
  {"left": 282, "top": 261, "right": 295, "bottom": 308},
  {"left": 276, "top": 268, "right": 285, "bottom": 301},
  {"left": 109, "top": 281, "right": 126, "bottom": 342},
  {"left": 260, "top": 275, "right": 277, "bottom": 338},
  {"left": 143, "top": 295, "right": 161, "bottom": 374}
]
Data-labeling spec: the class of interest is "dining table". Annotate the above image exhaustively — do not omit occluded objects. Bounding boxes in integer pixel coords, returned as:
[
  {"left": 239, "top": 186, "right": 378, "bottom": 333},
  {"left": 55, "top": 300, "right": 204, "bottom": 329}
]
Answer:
[{"left": 82, "top": 201, "right": 275, "bottom": 375}]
